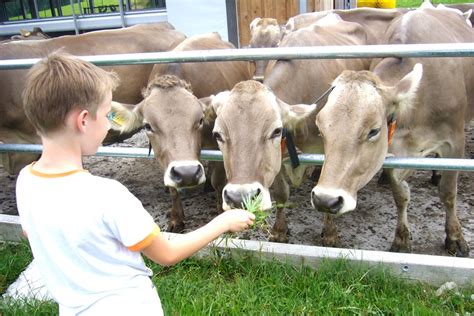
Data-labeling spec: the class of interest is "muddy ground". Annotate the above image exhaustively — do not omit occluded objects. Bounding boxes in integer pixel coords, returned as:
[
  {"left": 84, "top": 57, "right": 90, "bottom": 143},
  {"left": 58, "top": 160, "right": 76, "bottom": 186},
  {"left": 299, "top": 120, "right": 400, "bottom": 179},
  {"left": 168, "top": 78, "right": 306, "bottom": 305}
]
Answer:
[{"left": 1, "top": 123, "right": 472, "bottom": 258}]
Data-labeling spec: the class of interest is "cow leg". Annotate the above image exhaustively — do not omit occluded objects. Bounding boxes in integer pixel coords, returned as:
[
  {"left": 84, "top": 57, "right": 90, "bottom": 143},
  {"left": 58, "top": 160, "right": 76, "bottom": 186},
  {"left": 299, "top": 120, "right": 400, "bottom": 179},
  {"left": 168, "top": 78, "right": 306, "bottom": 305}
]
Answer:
[
  {"left": 388, "top": 172, "right": 412, "bottom": 253},
  {"left": 430, "top": 170, "right": 442, "bottom": 186},
  {"left": 269, "top": 171, "right": 290, "bottom": 243},
  {"left": 377, "top": 169, "right": 390, "bottom": 185},
  {"left": 1, "top": 152, "right": 40, "bottom": 175},
  {"left": 439, "top": 170, "right": 469, "bottom": 257},
  {"left": 430, "top": 154, "right": 441, "bottom": 186},
  {"left": 321, "top": 213, "right": 340, "bottom": 247},
  {"left": 211, "top": 161, "right": 226, "bottom": 214},
  {"left": 167, "top": 187, "right": 185, "bottom": 232}
]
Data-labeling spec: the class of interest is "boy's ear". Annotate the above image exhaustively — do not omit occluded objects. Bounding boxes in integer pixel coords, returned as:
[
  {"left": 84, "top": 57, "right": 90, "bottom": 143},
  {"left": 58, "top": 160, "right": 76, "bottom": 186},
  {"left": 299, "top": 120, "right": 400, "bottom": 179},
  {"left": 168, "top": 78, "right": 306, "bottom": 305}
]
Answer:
[{"left": 76, "top": 109, "right": 90, "bottom": 132}]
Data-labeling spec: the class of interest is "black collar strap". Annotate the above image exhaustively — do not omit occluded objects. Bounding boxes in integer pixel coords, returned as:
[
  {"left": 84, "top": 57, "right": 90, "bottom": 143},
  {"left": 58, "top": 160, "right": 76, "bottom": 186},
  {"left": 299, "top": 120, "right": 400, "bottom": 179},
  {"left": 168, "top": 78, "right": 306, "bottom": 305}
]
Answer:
[
  {"left": 148, "top": 141, "right": 152, "bottom": 157},
  {"left": 282, "top": 128, "right": 300, "bottom": 169},
  {"left": 388, "top": 112, "right": 397, "bottom": 124}
]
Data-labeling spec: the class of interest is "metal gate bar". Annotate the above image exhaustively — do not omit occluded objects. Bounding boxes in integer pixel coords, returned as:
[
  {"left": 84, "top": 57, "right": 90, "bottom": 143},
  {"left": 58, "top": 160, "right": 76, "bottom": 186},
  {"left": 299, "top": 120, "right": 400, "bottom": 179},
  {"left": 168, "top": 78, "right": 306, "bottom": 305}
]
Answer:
[
  {"left": 1, "top": 144, "right": 473, "bottom": 171},
  {"left": 1, "top": 43, "right": 474, "bottom": 70}
]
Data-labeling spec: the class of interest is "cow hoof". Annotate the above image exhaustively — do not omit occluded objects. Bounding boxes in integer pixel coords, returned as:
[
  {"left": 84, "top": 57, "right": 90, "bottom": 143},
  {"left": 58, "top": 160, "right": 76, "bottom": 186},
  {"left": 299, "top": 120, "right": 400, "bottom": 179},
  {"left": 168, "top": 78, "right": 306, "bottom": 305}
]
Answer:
[
  {"left": 167, "top": 221, "right": 185, "bottom": 233},
  {"left": 445, "top": 237, "right": 470, "bottom": 257},
  {"left": 389, "top": 237, "right": 412, "bottom": 253},
  {"left": 269, "top": 231, "right": 289, "bottom": 243},
  {"left": 321, "top": 234, "right": 340, "bottom": 248},
  {"left": 390, "top": 226, "right": 412, "bottom": 253}
]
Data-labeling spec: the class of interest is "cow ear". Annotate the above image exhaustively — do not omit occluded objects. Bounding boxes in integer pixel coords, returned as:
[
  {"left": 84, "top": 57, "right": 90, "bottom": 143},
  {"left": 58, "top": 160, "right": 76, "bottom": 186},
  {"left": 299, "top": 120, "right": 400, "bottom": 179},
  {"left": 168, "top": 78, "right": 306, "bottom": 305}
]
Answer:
[
  {"left": 277, "top": 98, "right": 317, "bottom": 131},
  {"left": 463, "top": 9, "right": 472, "bottom": 26},
  {"left": 420, "top": 0, "right": 434, "bottom": 9},
  {"left": 200, "top": 91, "right": 230, "bottom": 124},
  {"left": 250, "top": 17, "right": 262, "bottom": 32},
  {"left": 109, "top": 101, "right": 144, "bottom": 133},
  {"left": 199, "top": 96, "right": 215, "bottom": 124},
  {"left": 387, "top": 63, "right": 423, "bottom": 116},
  {"left": 285, "top": 17, "right": 296, "bottom": 32}
]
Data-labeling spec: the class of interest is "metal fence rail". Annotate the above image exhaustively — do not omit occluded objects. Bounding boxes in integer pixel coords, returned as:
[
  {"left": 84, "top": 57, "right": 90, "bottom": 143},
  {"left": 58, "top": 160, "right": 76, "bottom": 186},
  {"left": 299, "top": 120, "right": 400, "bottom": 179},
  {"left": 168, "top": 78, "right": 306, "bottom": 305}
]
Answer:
[
  {"left": 1, "top": 144, "right": 473, "bottom": 171},
  {"left": 1, "top": 43, "right": 474, "bottom": 70}
]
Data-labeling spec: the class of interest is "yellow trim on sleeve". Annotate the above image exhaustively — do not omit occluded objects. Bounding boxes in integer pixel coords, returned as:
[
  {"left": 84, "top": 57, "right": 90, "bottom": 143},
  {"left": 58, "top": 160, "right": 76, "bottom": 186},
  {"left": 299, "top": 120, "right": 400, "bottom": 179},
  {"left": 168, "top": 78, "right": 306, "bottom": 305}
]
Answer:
[{"left": 128, "top": 224, "right": 160, "bottom": 252}]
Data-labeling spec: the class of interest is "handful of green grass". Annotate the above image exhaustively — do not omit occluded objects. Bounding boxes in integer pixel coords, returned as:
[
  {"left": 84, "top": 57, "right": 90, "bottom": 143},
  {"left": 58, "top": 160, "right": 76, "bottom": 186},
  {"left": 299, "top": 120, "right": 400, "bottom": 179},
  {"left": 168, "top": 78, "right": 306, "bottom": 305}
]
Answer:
[{"left": 242, "top": 193, "right": 269, "bottom": 229}]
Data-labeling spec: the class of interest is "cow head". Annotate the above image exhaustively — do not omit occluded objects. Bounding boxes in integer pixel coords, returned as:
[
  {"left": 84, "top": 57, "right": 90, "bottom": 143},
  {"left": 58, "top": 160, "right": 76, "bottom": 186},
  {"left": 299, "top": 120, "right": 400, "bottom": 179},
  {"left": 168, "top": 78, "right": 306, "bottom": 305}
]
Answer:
[
  {"left": 311, "top": 64, "right": 423, "bottom": 215},
  {"left": 110, "top": 75, "right": 207, "bottom": 188},
  {"left": 211, "top": 80, "right": 316, "bottom": 210},
  {"left": 249, "top": 17, "right": 286, "bottom": 80}
]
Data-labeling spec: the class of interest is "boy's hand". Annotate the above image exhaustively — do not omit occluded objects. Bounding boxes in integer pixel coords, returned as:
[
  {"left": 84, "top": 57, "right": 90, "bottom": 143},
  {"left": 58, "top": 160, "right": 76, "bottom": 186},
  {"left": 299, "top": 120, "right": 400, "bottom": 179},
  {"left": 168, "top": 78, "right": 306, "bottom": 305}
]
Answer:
[{"left": 216, "top": 209, "right": 255, "bottom": 233}]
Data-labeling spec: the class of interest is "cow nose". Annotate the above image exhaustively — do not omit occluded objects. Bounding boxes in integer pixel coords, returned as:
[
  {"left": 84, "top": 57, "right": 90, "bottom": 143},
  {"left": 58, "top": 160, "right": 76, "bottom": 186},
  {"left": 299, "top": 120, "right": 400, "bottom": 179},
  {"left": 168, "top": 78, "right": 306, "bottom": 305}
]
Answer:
[
  {"left": 169, "top": 165, "right": 203, "bottom": 187},
  {"left": 223, "top": 188, "right": 261, "bottom": 209},
  {"left": 311, "top": 191, "right": 344, "bottom": 214}
]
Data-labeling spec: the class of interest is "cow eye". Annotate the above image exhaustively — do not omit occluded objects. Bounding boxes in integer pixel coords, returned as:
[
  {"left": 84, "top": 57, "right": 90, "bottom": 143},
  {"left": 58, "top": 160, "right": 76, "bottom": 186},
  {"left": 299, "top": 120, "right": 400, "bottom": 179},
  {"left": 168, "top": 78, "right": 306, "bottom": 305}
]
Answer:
[
  {"left": 270, "top": 127, "right": 283, "bottom": 139},
  {"left": 144, "top": 123, "right": 153, "bottom": 132},
  {"left": 199, "top": 118, "right": 204, "bottom": 127},
  {"left": 213, "top": 132, "right": 224, "bottom": 143},
  {"left": 368, "top": 128, "right": 380, "bottom": 140}
]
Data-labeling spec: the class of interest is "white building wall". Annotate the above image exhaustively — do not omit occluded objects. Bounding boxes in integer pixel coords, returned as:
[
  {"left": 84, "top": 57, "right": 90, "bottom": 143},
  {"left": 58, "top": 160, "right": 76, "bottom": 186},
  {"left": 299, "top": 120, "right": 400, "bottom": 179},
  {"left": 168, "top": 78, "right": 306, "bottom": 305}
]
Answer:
[{"left": 166, "top": 0, "right": 228, "bottom": 41}]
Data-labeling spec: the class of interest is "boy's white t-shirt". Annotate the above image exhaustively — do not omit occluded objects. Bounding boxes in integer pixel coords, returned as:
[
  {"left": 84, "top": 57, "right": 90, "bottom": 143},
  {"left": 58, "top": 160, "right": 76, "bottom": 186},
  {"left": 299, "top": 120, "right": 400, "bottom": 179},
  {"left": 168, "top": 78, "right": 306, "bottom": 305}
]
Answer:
[{"left": 16, "top": 164, "right": 163, "bottom": 315}]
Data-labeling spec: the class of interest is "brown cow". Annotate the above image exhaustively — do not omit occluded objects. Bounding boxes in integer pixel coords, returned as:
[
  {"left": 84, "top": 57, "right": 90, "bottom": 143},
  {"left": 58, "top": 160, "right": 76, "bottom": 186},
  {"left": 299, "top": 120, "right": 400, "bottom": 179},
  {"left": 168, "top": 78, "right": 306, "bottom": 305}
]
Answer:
[
  {"left": 211, "top": 15, "right": 370, "bottom": 243},
  {"left": 0, "top": 27, "right": 50, "bottom": 43},
  {"left": 11, "top": 27, "right": 51, "bottom": 40},
  {"left": 0, "top": 22, "right": 185, "bottom": 175},
  {"left": 311, "top": 5, "right": 472, "bottom": 256},
  {"left": 109, "top": 33, "right": 254, "bottom": 232},
  {"left": 249, "top": 8, "right": 406, "bottom": 78}
]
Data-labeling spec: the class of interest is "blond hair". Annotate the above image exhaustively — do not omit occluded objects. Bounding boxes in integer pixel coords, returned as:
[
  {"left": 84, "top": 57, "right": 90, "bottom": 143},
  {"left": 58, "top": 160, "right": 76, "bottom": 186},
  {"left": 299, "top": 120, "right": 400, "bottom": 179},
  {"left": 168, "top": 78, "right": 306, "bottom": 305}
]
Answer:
[{"left": 22, "top": 52, "right": 119, "bottom": 135}]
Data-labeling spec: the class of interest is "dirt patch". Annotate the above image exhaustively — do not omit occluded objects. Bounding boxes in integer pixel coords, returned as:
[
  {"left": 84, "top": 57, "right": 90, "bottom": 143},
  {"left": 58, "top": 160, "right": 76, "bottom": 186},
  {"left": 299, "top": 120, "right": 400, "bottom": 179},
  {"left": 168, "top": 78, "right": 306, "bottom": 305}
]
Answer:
[{"left": 1, "top": 123, "right": 472, "bottom": 258}]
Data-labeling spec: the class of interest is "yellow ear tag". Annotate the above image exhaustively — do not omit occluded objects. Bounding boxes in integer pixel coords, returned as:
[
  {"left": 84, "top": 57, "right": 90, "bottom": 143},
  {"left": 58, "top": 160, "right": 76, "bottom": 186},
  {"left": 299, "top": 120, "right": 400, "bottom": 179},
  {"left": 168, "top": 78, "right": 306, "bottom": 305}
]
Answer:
[{"left": 107, "top": 111, "right": 125, "bottom": 127}]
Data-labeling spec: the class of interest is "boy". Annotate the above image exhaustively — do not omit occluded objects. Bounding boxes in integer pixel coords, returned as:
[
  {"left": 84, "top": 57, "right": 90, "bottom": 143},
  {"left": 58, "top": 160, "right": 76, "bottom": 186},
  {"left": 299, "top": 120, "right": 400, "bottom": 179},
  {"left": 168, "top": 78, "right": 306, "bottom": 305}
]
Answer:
[{"left": 16, "top": 52, "right": 255, "bottom": 315}]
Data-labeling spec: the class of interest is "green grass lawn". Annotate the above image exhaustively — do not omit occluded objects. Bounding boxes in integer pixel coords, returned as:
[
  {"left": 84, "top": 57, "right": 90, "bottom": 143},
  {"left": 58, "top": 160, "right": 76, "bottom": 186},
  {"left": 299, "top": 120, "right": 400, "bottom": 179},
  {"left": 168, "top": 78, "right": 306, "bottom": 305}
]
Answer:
[
  {"left": 396, "top": 0, "right": 474, "bottom": 8},
  {"left": 1, "top": 241, "right": 473, "bottom": 315}
]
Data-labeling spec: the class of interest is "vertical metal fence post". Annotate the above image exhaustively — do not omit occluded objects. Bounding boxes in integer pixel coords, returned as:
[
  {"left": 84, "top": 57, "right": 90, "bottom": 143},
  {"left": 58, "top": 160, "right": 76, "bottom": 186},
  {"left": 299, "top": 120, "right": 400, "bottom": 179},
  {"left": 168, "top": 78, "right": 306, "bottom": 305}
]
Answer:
[
  {"left": 118, "top": 0, "right": 126, "bottom": 28},
  {"left": 69, "top": 0, "right": 79, "bottom": 34}
]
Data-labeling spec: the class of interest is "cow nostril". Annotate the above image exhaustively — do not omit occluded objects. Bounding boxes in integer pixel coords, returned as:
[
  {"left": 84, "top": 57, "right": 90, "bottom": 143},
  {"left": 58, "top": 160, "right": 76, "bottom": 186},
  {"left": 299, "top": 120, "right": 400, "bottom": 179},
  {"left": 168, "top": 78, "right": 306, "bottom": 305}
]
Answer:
[
  {"left": 169, "top": 166, "right": 182, "bottom": 183},
  {"left": 256, "top": 188, "right": 261, "bottom": 196},
  {"left": 223, "top": 189, "right": 243, "bottom": 208},
  {"left": 312, "top": 192, "right": 344, "bottom": 214},
  {"left": 329, "top": 196, "right": 344, "bottom": 211},
  {"left": 195, "top": 166, "right": 203, "bottom": 179}
]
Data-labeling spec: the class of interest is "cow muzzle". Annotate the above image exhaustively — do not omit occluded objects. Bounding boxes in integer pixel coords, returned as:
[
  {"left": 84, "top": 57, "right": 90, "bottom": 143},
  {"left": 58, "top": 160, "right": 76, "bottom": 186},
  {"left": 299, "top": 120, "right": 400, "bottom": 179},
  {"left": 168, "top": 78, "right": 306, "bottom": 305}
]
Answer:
[
  {"left": 222, "top": 182, "right": 272, "bottom": 211},
  {"left": 164, "top": 160, "right": 206, "bottom": 188},
  {"left": 311, "top": 187, "right": 356, "bottom": 215}
]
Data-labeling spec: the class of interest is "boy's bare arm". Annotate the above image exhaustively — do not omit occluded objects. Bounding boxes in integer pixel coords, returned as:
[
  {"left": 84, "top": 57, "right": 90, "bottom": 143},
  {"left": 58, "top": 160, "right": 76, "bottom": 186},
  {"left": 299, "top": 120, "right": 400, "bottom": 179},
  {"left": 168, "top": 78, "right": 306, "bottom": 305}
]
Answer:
[{"left": 142, "top": 209, "right": 254, "bottom": 266}]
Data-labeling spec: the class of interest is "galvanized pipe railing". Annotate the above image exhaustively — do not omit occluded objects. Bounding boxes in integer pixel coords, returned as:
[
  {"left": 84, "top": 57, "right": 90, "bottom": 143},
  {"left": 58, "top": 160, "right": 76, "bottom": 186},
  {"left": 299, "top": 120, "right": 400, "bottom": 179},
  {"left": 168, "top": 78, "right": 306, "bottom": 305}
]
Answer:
[
  {"left": 0, "top": 144, "right": 473, "bottom": 171},
  {"left": 1, "top": 43, "right": 474, "bottom": 70}
]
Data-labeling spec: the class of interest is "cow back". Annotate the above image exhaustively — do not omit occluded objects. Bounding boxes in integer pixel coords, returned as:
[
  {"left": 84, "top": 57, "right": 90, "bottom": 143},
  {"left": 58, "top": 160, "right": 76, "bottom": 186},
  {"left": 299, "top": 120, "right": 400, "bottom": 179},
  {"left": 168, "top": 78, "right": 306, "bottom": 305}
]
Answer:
[
  {"left": 373, "top": 7, "right": 474, "bottom": 126},
  {"left": 149, "top": 32, "right": 253, "bottom": 98}
]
